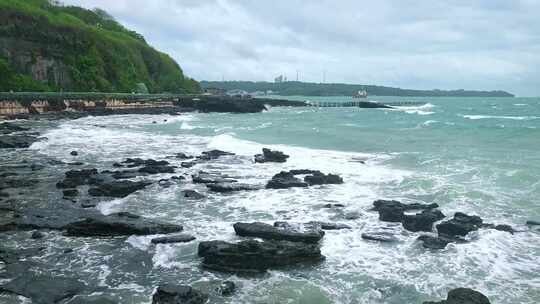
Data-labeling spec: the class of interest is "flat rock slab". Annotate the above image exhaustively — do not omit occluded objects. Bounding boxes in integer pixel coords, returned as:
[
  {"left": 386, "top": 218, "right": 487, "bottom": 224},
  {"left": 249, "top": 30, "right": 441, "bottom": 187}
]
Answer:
[
  {"left": 64, "top": 212, "right": 183, "bottom": 237},
  {"left": 192, "top": 172, "right": 237, "bottom": 184},
  {"left": 198, "top": 239, "right": 324, "bottom": 273},
  {"left": 152, "top": 284, "right": 208, "bottom": 304},
  {"left": 151, "top": 234, "right": 196, "bottom": 244},
  {"left": 234, "top": 222, "right": 324, "bottom": 243},
  {"left": 88, "top": 180, "right": 151, "bottom": 198},
  {"left": 0, "top": 135, "right": 39, "bottom": 149},
  {"left": 0, "top": 274, "right": 86, "bottom": 304}
]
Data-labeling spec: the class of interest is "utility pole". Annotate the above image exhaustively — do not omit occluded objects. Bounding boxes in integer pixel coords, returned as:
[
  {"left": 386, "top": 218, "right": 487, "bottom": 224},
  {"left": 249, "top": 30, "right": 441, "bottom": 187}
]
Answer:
[
  {"left": 296, "top": 70, "right": 299, "bottom": 82},
  {"left": 322, "top": 70, "right": 326, "bottom": 84}
]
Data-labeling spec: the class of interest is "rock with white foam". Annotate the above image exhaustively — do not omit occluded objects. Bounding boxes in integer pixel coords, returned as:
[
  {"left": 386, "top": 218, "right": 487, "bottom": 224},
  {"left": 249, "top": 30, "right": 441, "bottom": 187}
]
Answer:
[
  {"left": 423, "top": 288, "right": 491, "bottom": 304},
  {"left": 152, "top": 284, "right": 208, "bottom": 304},
  {"left": 234, "top": 222, "right": 324, "bottom": 243}
]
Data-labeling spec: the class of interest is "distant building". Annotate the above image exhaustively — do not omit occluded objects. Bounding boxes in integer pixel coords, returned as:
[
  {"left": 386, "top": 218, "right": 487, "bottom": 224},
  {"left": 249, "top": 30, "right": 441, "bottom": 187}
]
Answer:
[
  {"left": 203, "top": 87, "right": 226, "bottom": 96},
  {"left": 226, "top": 89, "right": 252, "bottom": 99},
  {"left": 274, "top": 75, "right": 283, "bottom": 83}
]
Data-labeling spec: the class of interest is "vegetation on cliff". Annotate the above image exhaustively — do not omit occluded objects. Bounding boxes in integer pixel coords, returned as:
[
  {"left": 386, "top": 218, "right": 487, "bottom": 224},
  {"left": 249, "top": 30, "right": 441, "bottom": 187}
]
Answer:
[
  {"left": 201, "top": 81, "right": 514, "bottom": 97},
  {"left": 0, "top": 0, "right": 199, "bottom": 93}
]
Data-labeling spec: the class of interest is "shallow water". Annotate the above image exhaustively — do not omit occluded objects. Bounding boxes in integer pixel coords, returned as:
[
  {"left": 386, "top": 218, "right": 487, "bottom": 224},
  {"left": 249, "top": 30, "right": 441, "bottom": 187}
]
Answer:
[{"left": 2, "top": 96, "right": 540, "bottom": 303}]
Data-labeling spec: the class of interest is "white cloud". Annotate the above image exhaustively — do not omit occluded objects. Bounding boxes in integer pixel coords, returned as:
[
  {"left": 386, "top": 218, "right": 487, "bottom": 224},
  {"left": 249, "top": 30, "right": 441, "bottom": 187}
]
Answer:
[{"left": 63, "top": 0, "right": 540, "bottom": 96}]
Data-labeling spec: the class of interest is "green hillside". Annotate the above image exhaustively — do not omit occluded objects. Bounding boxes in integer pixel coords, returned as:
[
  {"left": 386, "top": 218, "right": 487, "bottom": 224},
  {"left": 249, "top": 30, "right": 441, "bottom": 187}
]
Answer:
[{"left": 0, "top": 0, "right": 199, "bottom": 93}]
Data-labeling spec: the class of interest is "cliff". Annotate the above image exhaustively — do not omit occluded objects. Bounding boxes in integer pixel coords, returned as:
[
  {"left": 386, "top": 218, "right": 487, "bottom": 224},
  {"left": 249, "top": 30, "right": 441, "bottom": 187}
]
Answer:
[{"left": 0, "top": 0, "right": 199, "bottom": 94}]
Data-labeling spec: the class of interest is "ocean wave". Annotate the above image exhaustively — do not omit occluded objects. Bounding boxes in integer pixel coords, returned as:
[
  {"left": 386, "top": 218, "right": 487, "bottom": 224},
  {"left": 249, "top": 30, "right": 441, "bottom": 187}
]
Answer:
[{"left": 462, "top": 115, "right": 540, "bottom": 121}]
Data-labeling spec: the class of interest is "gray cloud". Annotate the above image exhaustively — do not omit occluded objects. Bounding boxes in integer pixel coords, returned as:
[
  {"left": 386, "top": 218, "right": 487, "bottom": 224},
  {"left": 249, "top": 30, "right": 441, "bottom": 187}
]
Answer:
[{"left": 63, "top": 0, "right": 540, "bottom": 96}]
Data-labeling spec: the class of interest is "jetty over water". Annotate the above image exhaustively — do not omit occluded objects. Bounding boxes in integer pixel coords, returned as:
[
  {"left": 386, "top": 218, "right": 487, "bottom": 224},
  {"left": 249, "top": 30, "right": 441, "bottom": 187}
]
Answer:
[{"left": 306, "top": 100, "right": 425, "bottom": 108}]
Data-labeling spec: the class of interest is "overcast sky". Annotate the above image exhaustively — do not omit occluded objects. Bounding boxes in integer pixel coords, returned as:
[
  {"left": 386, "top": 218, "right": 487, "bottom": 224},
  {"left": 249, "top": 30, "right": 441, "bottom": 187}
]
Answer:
[{"left": 64, "top": 0, "right": 540, "bottom": 96}]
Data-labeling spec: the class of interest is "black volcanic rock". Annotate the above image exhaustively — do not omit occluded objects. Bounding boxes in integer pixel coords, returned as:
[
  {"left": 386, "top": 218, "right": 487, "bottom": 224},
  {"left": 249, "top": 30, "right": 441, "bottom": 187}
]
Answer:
[
  {"left": 304, "top": 172, "right": 344, "bottom": 186},
  {"left": 88, "top": 180, "right": 151, "bottom": 198},
  {"left": 192, "top": 172, "right": 237, "bottom": 184},
  {"left": 423, "top": 288, "right": 491, "bottom": 304},
  {"left": 254, "top": 148, "right": 289, "bottom": 163},
  {"left": 402, "top": 209, "right": 445, "bottom": 232},
  {"left": 197, "top": 150, "right": 235, "bottom": 161},
  {"left": 181, "top": 190, "right": 206, "bottom": 200},
  {"left": 198, "top": 239, "right": 324, "bottom": 272},
  {"left": 0, "top": 274, "right": 86, "bottom": 304},
  {"left": 56, "top": 168, "right": 98, "bottom": 188},
  {"left": 436, "top": 212, "right": 483, "bottom": 237},
  {"left": 266, "top": 171, "right": 308, "bottom": 189},
  {"left": 152, "top": 284, "right": 208, "bottom": 304},
  {"left": 361, "top": 231, "right": 399, "bottom": 242},
  {"left": 234, "top": 222, "right": 324, "bottom": 243},
  {"left": 64, "top": 212, "right": 183, "bottom": 237},
  {"left": 139, "top": 165, "right": 175, "bottom": 174}
]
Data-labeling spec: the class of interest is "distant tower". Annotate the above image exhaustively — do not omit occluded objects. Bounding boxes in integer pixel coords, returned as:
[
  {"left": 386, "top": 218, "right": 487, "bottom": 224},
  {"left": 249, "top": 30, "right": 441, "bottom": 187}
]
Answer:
[{"left": 296, "top": 70, "right": 299, "bottom": 82}]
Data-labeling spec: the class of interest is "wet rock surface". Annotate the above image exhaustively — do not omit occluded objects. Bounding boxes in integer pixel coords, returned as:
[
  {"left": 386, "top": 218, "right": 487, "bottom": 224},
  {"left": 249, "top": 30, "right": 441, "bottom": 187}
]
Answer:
[
  {"left": 207, "top": 182, "right": 262, "bottom": 192},
  {"left": 151, "top": 234, "right": 196, "bottom": 244},
  {"left": 423, "top": 288, "right": 491, "bottom": 304},
  {"left": 362, "top": 231, "right": 399, "bottom": 242},
  {"left": 254, "top": 148, "right": 289, "bottom": 163},
  {"left": 436, "top": 212, "right": 483, "bottom": 237},
  {"left": 0, "top": 274, "right": 87, "bottom": 304},
  {"left": 88, "top": 180, "right": 151, "bottom": 198},
  {"left": 234, "top": 222, "right": 324, "bottom": 243},
  {"left": 266, "top": 171, "right": 308, "bottom": 189},
  {"left": 0, "top": 134, "right": 39, "bottom": 148},
  {"left": 152, "top": 284, "right": 208, "bottom": 304},
  {"left": 198, "top": 239, "right": 325, "bottom": 273}
]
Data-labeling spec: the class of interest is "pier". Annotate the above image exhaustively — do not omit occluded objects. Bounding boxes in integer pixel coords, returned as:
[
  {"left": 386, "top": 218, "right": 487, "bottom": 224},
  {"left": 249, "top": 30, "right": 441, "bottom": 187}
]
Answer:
[{"left": 306, "top": 100, "right": 425, "bottom": 108}]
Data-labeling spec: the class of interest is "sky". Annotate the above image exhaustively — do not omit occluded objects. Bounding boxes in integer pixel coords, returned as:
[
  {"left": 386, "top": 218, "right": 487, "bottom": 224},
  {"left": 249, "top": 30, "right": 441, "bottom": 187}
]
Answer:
[{"left": 63, "top": 0, "right": 540, "bottom": 96}]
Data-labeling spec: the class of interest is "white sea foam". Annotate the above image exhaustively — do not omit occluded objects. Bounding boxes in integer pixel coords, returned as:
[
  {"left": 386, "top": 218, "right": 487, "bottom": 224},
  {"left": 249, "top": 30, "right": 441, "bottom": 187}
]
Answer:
[{"left": 462, "top": 115, "right": 539, "bottom": 121}]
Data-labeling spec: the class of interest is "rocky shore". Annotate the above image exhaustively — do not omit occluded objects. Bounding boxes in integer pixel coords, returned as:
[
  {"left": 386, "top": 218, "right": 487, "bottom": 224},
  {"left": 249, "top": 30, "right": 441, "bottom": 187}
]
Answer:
[{"left": 0, "top": 115, "right": 535, "bottom": 303}]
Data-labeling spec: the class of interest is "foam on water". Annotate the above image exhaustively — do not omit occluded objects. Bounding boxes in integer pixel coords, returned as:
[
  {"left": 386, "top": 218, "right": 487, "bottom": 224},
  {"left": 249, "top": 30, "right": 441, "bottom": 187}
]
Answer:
[{"left": 462, "top": 114, "right": 540, "bottom": 121}]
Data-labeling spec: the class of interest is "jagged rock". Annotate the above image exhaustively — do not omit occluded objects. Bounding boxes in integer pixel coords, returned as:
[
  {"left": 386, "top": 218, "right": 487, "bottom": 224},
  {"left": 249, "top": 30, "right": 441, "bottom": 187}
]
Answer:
[
  {"left": 0, "top": 135, "right": 39, "bottom": 149},
  {"left": 112, "top": 162, "right": 124, "bottom": 167},
  {"left": 254, "top": 148, "right": 289, "bottom": 163},
  {"left": 181, "top": 161, "right": 196, "bottom": 168},
  {"left": 417, "top": 234, "right": 467, "bottom": 250},
  {"left": 436, "top": 212, "right": 483, "bottom": 237},
  {"left": 423, "top": 287, "right": 491, "bottom": 304},
  {"left": 216, "top": 281, "right": 236, "bottom": 296},
  {"left": 198, "top": 239, "right": 324, "bottom": 272},
  {"left": 402, "top": 209, "right": 445, "bottom": 232},
  {"left": 234, "top": 222, "right": 324, "bottom": 243},
  {"left": 64, "top": 212, "right": 183, "bottom": 237},
  {"left": 70, "top": 151, "right": 78, "bottom": 156},
  {"left": 304, "top": 172, "right": 344, "bottom": 186},
  {"left": 206, "top": 183, "right": 262, "bottom": 192},
  {"left": 0, "top": 275, "right": 86, "bottom": 304},
  {"left": 175, "top": 152, "right": 193, "bottom": 159},
  {"left": 361, "top": 231, "right": 399, "bottom": 242},
  {"left": 80, "top": 202, "right": 96, "bottom": 208},
  {"left": 151, "top": 234, "right": 195, "bottom": 244},
  {"left": 481, "top": 223, "right": 516, "bottom": 234},
  {"left": 526, "top": 220, "right": 540, "bottom": 226},
  {"left": 197, "top": 150, "right": 235, "bottom": 161},
  {"left": 192, "top": 172, "right": 237, "bottom": 184},
  {"left": 139, "top": 165, "right": 175, "bottom": 174},
  {"left": 266, "top": 171, "right": 308, "bottom": 189},
  {"left": 181, "top": 190, "right": 205, "bottom": 200},
  {"left": 152, "top": 285, "right": 208, "bottom": 304},
  {"left": 88, "top": 180, "right": 151, "bottom": 198},
  {"left": 122, "top": 158, "right": 169, "bottom": 168}
]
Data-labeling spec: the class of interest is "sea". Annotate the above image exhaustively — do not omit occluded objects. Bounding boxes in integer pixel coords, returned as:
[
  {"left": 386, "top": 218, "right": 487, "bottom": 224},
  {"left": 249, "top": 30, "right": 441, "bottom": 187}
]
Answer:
[{"left": 4, "top": 96, "right": 540, "bottom": 303}]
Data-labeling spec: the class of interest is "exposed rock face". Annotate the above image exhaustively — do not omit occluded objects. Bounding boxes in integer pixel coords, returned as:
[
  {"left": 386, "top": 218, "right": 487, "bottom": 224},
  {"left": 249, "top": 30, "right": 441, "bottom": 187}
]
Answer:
[
  {"left": 233, "top": 222, "right": 324, "bottom": 243},
  {"left": 122, "top": 158, "right": 169, "bottom": 168},
  {"left": 0, "top": 135, "right": 39, "bottom": 149},
  {"left": 152, "top": 285, "right": 208, "bottom": 304},
  {"left": 151, "top": 234, "right": 195, "bottom": 244},
  {"left": 423, "top": 288, "right": 491, "bottom": 304},
  {"left": 138, "top": 165, "right": 176, "bottom": 174},
  {"left": 372, "top": 200, "right": 439, "bottom": 211},
  {"left": 526, "top": 220, "right": 540, "bottom": 226},
  {"left": 373, "top": 199, "right": 441, "bottom": 224},
  {"left": 254, "top": 148, "right": 289, "bottom": 163},
  {"left": 266, "top": 171, "right": 308, "bottom": 189},
  {"left": 175, "top": 152, "right": 193, "bottom": 160},
  {"left": 206, "top": 183, "right": 262, "bottom": 193},
  {"left": 304, "top": 172, "right": 344, "bottom": 186},
  {"left": 0, "top": 122, "right": 28, "bottom": 134},
  {"left": 64, "top": 212, "right": 183, "bottom": 237},
  {"left": 198, "top": 239, "right": 325, "bottom": 272},
  {"left": 56, "top": 168, "right": 98, "bottom": 188},
  {"left": 436, "top": 212, "right": 483, "bottom": 237},
  {"left": 0, "top": 274, "right": 86, "bottom": 304},
  {"left": 216, "top": 281, "right": 236, "bottom": 296},
  {"left": 402, "top": 209, "right": 445, "bottom": 232},
  {"left": 88, "top": 180, "right": 151, "bottom": 198}
]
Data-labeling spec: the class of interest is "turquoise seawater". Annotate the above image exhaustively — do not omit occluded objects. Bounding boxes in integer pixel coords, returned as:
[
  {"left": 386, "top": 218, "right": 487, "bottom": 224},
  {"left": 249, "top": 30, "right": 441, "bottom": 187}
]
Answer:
[{"left": 19, "top": 96, "right": 540, "bottom": 303}]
